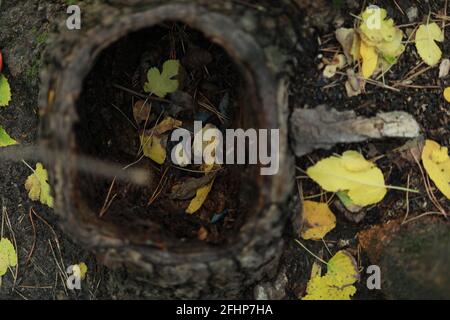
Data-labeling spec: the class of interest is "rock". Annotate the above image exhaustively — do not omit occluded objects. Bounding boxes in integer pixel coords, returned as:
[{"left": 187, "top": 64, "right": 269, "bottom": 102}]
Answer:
[{"left": 406, "top": 6, "right": 418, "bottom": 22}]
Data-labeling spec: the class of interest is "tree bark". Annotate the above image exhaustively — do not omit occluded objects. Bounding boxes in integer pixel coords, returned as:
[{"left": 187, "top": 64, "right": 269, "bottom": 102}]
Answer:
[{"left": 35, "top": 0, "right": 298, "bottom": 298}]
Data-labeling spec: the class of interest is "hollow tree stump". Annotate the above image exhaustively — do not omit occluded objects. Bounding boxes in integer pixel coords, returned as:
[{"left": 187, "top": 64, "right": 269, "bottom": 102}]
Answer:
[{"left": 37, "top": 0, "right": 298, "bottom": 298}]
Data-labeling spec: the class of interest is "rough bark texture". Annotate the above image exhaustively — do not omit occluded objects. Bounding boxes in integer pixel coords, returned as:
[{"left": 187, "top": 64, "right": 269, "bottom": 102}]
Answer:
[
  {"left": 35, "top": 0, "right": 298, "bottom": 299},
  {"left": 290, "top": 105, "right": 421, "bottom": 157}
]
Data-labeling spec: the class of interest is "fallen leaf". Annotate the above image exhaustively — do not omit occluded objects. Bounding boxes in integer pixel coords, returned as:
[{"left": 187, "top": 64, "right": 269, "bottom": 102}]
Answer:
[
  {"left": 0, "top": 74, "right": 12, "bottom": 107},
  {"left": 302, "top": 250, "right": 359, "bottom": 300},
  {"left": 421, "top": 139, "right": 450, "bottom": 199},
  {"left": 186, "top": 178, "right": 215, "bottom": 214},
  {"left": 415, "top": 23, "right": 444, "bottom": 66},
  {"left": 359, "top": 7, "right": 397, "bottom": 46},
  {"left": 301, "top": 201, "right": 336, "bottom": 240},
  {"left": 74, "top": 262, "right": 88, "bottom": 280},
  {"left": 141, "top": 117, "right": 181, "bottom": 164},
  {"left": 306, "top": 151, "right": 387, "bottom": 206},
  {"left": 152, "top": 116, "right": 182, "bottom": 135},
  {"left": 170, "top": 174, "right": 216, "bottom": 200},
  {"left": 25, "top": 162, "right": 54, "bottom": 208},
  {"left": 377, "top": 28, "right": 405, "bottom": 61},
  {"left": 197, "top": 226, "right": 208, "bottom": 241},
  {"left": 360, "top": 40, "right": 378, "bottom": 78},
  {"left": 444, "top": 87, "right": 450, "bottom": 103},
  {"left": 140, "top": 134, "right": 167, "bottom": 165},
  {"left": 144, "top": 59, "right": 180, "bottom": 98},
  {"left": 336, "top": 191, "right": 363, "bottom": 213},
  {"left": 0, "top": 125, "right": 17, "bottom": 147},
  {"left": 133, "top": 100, "right": 153, "bottom": 124},
  {"left": 0, "top": 238, "right": 17, "bottom": 277},
  {"left": 439, "top": 58, "right": 450, "bottom": 78},
  {"left": 335, "top": 28, "right": 356, "bottom": 63}
]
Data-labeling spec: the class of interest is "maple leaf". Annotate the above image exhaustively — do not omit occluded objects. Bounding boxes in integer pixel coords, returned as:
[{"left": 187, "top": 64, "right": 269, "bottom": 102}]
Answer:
[
  {"left": 25, "top": 162, "right": 54, "bottom": 208},
  {"left": 144, "top": 59, "right": 180, "bottom": 98}
]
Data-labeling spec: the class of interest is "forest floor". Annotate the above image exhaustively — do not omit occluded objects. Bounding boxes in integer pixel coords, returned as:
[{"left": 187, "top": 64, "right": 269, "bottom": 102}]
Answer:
[{"left": 0, "top": 0, "right": 449, "bottom": 299}]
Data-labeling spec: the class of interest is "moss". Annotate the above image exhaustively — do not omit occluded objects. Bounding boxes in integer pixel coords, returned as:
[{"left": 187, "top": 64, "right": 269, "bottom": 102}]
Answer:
[
  {"left": 25, "top": 60, "right": 42, "bottom": 85},
  {"left": 36, "top": 31, "right": 49, "bottom": 45}
]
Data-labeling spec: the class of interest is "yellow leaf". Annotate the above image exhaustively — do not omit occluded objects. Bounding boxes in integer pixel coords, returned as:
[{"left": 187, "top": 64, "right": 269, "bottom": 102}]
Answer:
[
  {"left": 25, "top": 163, "right": 54, "bottom": 208},
  {"left": 359, "top": 7, "right": 396, "bottom": 46},
  {"left": 74, "top": 262, "right": 88, "bottom": 280},
  {"left": 301, "top": 201, "right": 336, "bottom": 240},
  {"left": 360, "top": 40, "right": 378, "bottom": 78},
  {"left": 0, "top": 238, "right": 17, "bottom": 277},
  {"left": 140, "top": 116, "right": 181, "bottom": 165},
  {"left": 186, "top": 178, "right": 215, "bottom": 214},
  {"left": 444, "top": 87, "right": 450, "bottom": 103},
  {"left": 141, "top": 134, "right": 166, "bottom": 164},
  {"left": 306, "top": 151, "right": 387, "bottom": 206},
  {"left": 377, "top": 28, "right": 405, "bottom": 59},
  {"left": 421, "top": 139, "right": 450, "bottom": 199},
  {"left": 415, "top": 23, "right": 444, "bottom": 66},
  {"left": 302, "top": 250, "right": 359, "bottom": 300}
]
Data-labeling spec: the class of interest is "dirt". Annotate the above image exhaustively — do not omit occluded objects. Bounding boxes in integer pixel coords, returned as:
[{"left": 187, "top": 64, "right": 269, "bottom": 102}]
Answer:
[{"left": 0, "top": 0, "right": 449, "bottom": 300}]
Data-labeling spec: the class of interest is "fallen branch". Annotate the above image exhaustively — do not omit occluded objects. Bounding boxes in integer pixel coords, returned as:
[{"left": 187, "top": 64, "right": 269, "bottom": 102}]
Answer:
[{"left": 290, "top": 105, "right": 421, "bottom": 157}]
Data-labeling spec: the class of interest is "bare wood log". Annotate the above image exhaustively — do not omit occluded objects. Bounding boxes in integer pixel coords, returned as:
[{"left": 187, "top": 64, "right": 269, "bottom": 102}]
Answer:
[{"left": 290, "top": 105, "right": 421, "bottom": 157}]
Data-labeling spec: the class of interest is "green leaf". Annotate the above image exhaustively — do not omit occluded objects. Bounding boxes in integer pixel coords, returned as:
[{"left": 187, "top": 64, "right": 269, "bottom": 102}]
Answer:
[
  {"left": 0, "top": 238, "right": 17, "bottom": 277},
  {"left": 0, "top": 74, "right": 12, "bottom": 107},
  {"left": 144, "top": 59, "right": 180, "bottom": 98},
  {"left": 0, "top": 126, "right": 17, "bottom": 147}
]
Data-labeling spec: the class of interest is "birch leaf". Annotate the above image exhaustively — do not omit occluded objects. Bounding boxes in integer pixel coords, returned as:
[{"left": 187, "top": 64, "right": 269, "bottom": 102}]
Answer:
[
  {"left": 0, "top": 126, "right": 17, "bottom": 147},
  {"left": 302, "top": 250, "right": 359, "bottom": 300},
  {"left": 0, "top": 74, "right": 11, "bottom": 107},
  {"left": 421, "top": 139, "right": 450, "bottom": 199},
  {"left": 306, "top": 151, "right": 387, "bottom": 206},
  {"left": 301, "top": 201, "right": 336, "bottom": 240}
]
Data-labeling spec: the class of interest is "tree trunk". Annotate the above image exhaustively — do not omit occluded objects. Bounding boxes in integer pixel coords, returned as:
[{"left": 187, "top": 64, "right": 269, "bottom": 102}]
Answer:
[{"left": 36, "top": 0, "right": 298, "bottom": 298}]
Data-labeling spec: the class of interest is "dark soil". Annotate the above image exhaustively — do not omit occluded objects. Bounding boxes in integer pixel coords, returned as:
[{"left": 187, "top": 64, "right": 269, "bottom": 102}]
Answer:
[{"left": 0, "top": 0, "right": 449, "bottom": 300}]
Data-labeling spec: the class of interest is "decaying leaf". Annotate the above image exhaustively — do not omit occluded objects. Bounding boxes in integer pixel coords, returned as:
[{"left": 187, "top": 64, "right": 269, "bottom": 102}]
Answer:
[
  {"left": 25, "top": 162, "right": 54, "bottom": 208},
  {"left": 133, "top": 100, "right": 153, "bottom": 124},
  {"left": 415, "top": 23, "right": 444, "bottom": 66},
  {"left": 301, "top": 201, "right": 336, "bottom": 240},
  {"left": 306, "top": 151, "right": 387, "bottom": 206},
  {"left": 170, "top": 174, "right": 216, "bottom": 200},
  {"left": 140, "top": 117, "right": 182, "bottom": 165},
  {"left": 439, "top": 59, "right": 450, "bottom": 78},
  {"left": 359, "top": 7, "right": 397, "bottom": 46},
  {"left": 421, "top": 139, "right": 450, "bottom": 199},
  {"left": 0, "top": 238, "right": 17, "bottom": 277},
  {"left": 302, "top": 250, "right": 359, "bottom": 300},
  {"left": 144, "top": 59, "right": 180, "bottom": 98},
  {"left": 0, "top": 74, "right": 12, "bottom": 107},
  {"left": 186, "top": 178, "right": 215, "bottom": 214},
  {"left": 0, "top": 125, "right": 17, "bottom": 147},
  {"left": 335, "top": 28, "right": 356, "bottom": 63}
]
